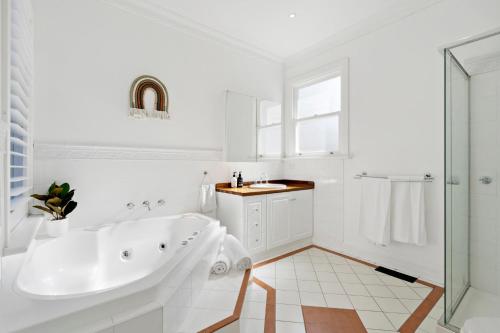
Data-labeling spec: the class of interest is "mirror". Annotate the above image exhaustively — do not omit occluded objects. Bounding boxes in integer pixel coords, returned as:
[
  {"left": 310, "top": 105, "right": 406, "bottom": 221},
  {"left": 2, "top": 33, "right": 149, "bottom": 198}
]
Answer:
[{"left": 224, "top": 91, "right": 282, "bottom": 162}]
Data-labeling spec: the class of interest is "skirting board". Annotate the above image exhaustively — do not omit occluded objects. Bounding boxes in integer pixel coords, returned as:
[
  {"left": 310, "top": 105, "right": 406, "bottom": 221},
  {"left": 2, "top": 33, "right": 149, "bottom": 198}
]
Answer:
[{"left": 34, "top": 143, "right": 223, "bottom": 161}]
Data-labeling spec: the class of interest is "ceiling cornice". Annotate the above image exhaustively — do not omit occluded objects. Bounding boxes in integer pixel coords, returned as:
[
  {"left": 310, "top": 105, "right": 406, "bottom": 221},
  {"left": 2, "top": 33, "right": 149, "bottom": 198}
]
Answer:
[
  {"left": 101, "top": 0, "right": 283, "bottom": 63},
  {"left": 102, "top": 0, "right": 443, "bottom": 67},
  {"left": 284, "top": 0, "right": 444, "bottom": 66}
]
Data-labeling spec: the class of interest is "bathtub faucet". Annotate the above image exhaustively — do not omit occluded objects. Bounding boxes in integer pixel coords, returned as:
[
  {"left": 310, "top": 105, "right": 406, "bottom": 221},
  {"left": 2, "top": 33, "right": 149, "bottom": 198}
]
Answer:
[{"left": 142, "top": 200, "right": 151, "bottom": 211}]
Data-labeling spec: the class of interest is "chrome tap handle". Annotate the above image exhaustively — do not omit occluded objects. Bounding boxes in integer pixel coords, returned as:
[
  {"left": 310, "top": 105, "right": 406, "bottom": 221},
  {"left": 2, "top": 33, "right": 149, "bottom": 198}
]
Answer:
[
  {"left": 479, "top": 176, "right": 493, "bottom": 185},
  {"left": 142, "top": 200, "right": 151, "bottom": 211},
  {"left": 157, "top": 199, "right": 166, "bottom": 206},
  {"left": 126, "top": 202, "right": 135, "bottom": 210}
]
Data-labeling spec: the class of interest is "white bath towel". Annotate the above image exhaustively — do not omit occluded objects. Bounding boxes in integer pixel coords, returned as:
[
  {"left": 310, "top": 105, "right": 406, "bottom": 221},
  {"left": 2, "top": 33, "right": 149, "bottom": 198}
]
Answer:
[
  {"left": 222, "top": 234, "right": 252, "bottom": 271},
  {"left": 200, "top": 184, "right": 217, "bottom": 214},
  {"left": 211, "top": 253, "right": 231, "bottom": 275},
  {"left": 390, "top": 177, "right": 427, "bottom": 246},
  {"left": 359, "top": 178, "right": 392, "bottom": 246}
]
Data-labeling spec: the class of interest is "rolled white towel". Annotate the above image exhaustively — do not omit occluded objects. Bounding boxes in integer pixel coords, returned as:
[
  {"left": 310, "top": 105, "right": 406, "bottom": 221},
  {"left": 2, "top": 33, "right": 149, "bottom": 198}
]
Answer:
[
  {"left": 211, "top": 253, "right": 231, "bottom": 275},
  {"left": 223, "top": 234, "right": 252, "bottom": 271}
]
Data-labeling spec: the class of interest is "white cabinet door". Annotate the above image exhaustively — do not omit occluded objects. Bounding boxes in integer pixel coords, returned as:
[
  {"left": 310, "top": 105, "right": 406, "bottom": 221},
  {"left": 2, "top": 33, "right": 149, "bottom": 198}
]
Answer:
[
  {"left": 266, "top": 193, "right": 292, "bottom": 249},
  {"left": 290, "top": 190, "right": 313, "bottom": 240},
  {"left": 245, "top": 196, "right": 266, "bottom": 254}
]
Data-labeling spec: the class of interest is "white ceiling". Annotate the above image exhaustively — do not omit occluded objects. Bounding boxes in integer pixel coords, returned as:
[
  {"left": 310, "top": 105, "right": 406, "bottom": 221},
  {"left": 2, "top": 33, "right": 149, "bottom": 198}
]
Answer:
[{"left": 110, "top": 0, "right": 440, "bottom": 61}]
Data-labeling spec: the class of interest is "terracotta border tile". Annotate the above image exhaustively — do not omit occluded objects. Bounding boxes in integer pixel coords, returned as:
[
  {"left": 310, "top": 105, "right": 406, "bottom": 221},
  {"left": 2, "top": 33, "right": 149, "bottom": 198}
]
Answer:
[
  {"left": 253, "top": 277, "right": 276, "bottom": 333},
  {"left": 399, "top": 285, "right": 444, "bottom": 333},
  {"left": 302, "top": 306, "right": 367, "bottom": 333}
]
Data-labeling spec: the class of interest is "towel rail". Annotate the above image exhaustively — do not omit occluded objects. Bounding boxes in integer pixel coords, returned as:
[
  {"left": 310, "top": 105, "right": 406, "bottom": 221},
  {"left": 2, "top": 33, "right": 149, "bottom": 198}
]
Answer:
[{"left": 353, "top": 172, "right": 434, "bottom": 183}]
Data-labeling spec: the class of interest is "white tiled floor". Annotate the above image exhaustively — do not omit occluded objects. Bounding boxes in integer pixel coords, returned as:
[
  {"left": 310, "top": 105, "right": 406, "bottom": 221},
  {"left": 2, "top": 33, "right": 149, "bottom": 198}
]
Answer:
[
  {"left": 240, "top": 282, "right": 267, "bottom": 332},
  {"left": 253, "top": 247, "right": 433, "bottom": 332},
  {"left": 180, "top": 247, "right": 440, "bottom": 333}
]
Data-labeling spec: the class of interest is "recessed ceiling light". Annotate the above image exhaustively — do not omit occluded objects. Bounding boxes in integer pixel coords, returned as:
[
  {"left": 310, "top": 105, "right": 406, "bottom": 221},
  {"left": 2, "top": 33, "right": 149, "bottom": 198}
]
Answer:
[{"left": 289, "top": 13, "right": 296, "bottom": 19}]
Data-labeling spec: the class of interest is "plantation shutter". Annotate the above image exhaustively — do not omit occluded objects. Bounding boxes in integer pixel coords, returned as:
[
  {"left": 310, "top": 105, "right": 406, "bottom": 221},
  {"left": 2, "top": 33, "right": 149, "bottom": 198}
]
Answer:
[{"left": 8, "top": 0, "right": 33, "bottom": 228}]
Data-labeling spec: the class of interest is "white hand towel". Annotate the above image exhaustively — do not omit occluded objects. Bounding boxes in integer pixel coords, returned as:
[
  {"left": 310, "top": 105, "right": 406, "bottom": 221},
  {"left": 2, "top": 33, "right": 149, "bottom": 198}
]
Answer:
[
  {"left": 359, "top": 178, "right": 392, "bottom": 246},
  {"left": 222, "top": 234, "right": 252, "bottom": 271},
  {"left": 211, "top": 253, "right": 231, "bottom": 275},
  {"left": 390, "top": 177, "right": 427, "bottom": 246},
  {"left": 200, "top": 184, "right": 217, "bottom": 214}
]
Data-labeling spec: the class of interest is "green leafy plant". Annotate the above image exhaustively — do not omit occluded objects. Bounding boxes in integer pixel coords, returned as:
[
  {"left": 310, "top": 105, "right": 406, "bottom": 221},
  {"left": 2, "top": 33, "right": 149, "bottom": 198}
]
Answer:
[{"left": 31, "top": 182, "right": 78, "bottom": 221}]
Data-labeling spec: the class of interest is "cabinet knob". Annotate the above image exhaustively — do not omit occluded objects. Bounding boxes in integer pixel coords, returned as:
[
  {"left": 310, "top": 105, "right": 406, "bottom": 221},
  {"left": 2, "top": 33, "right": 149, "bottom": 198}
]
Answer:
[
  {"left": 255, "top": 239, "right": 259, "bottom": 242},
  {"left": 255, "top": 223, "right": 258, "bottom": 226}
]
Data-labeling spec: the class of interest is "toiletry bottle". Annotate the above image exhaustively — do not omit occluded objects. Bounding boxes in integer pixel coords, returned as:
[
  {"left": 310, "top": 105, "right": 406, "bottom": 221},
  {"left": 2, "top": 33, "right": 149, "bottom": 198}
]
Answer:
[
  {"left": 231, "top": 172, "right": 237, "bottom": 188},
  {"left": 237, "top": 172, "right": 243, "bottom": 188}
]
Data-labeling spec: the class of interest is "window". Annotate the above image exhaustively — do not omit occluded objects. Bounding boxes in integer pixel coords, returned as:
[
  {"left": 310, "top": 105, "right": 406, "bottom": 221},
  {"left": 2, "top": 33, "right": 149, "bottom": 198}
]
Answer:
[
  {"left": 286, "top": 59, "right": 349, "bottom": 157},
  {"left": 257, "top": 100, "right": 282, "bottom": 158},
  {"left": 6, "top": 0, "right": 34, "bottom": 230}
]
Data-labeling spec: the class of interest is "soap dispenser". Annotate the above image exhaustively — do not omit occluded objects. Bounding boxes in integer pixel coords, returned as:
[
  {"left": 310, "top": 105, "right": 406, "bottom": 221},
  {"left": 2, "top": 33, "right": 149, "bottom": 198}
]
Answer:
[
  {"left": 231, "top": 172, "right": 237, "bottom": 188},
  {"left": 237, "top": 172, "right": 243, "bottom": 188}
]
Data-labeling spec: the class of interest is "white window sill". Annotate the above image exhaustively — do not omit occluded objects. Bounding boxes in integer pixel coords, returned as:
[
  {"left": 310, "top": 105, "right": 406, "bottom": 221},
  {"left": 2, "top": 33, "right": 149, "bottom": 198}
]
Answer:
[
  {"left": 3, "top": 215, "right": 43, "bottom": 256},
  {"left": 257, "top": 156, "right": 283, "bottom": 162},
  {"left": 283, "top": 153, "right": 351, "bottom": 160}
]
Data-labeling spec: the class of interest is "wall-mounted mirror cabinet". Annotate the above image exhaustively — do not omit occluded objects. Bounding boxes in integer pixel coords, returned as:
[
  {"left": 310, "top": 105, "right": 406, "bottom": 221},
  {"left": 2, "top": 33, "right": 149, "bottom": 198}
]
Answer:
[{"left": 224, "top": 90, "right": 282, "bottom": 162}]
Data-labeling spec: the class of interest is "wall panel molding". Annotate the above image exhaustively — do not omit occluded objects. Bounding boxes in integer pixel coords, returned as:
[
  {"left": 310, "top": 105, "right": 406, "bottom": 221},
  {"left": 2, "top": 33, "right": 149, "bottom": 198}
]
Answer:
[{"left": 34, "top": 143, "right": 223, "bottom": 161}]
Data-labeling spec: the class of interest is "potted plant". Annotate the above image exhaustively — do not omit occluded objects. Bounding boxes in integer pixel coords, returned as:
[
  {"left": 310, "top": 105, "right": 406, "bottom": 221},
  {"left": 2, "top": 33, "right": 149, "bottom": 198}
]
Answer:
[{"left": 31, "top": 182, "right": 78, "bottom": 237}]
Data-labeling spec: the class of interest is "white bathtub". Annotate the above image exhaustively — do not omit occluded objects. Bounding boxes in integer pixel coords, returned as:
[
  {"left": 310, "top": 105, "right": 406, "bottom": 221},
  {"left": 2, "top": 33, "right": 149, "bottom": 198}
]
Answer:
[{"left": 15, "top": 213, "right": 222, "bottom": 300}]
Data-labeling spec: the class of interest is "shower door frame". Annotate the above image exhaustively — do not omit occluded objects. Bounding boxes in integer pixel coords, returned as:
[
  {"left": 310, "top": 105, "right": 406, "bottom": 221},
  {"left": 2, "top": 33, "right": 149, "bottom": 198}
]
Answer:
[
  {"left": 442, "top": 27, "right": 500, "bottom": 331},
  {"left": 443, "top": 49, "right": 471, "bottom": 331}
]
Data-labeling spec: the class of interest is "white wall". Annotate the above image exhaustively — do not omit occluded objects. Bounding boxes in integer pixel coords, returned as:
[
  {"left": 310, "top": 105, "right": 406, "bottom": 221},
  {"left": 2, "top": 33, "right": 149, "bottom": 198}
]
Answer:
[
  {"left": 283, "top": 158, "right": 344, "bottom": 248},
  {"left": 285, "top": 0, "right": 500, "bottom": 283},
  {"left": 32, "top": 0, "right": 500, "bottom": 285},
  {"left": 32, "top": 0, "right": 284, "bottom": 228},
  {"left": 469, "top": 67, "right": 500, "bottom": 295}
]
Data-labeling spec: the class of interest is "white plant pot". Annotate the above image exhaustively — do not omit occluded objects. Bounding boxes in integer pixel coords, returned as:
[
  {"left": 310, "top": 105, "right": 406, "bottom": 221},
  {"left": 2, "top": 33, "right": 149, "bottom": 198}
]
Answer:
[{"left": 46, "top": 218, "right": 69, "bottom": 237}]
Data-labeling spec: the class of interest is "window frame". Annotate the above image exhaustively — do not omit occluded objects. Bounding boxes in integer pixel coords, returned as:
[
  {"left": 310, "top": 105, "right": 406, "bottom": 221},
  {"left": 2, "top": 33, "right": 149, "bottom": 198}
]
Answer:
[
  {"left": 3, "top": 0, "right": 34, "bottom": 244},
  {"left": 285, "top": 58, "right": 349, "bottom": 158}
]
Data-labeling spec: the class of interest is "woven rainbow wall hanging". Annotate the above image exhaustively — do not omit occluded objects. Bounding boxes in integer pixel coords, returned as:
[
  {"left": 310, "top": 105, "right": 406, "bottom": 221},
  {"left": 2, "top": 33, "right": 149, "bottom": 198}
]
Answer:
[{"left": 129, "top": 75, "right": 169, "bottom": 119}]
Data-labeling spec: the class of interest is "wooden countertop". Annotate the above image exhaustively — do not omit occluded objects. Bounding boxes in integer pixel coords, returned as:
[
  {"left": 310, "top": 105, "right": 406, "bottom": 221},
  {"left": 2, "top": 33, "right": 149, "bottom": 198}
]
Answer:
[{"left": 215, "top": 179, "right": 314, "bottom": 196}]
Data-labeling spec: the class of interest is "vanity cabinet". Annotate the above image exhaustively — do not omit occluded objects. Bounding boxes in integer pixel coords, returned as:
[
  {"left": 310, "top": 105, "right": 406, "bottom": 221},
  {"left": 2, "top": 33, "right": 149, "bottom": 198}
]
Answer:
[
  {"left": 290, "top": 190, "right": 314, "bottom": 240},
  {"left": 217, "top": 189, "right": 313, "bottom": 255},
  {"left": 245, "top": 196, "right": 267, "bottom": 253},
  {"left": 266, "top": 192, "right": 292, "bottom": 249}
]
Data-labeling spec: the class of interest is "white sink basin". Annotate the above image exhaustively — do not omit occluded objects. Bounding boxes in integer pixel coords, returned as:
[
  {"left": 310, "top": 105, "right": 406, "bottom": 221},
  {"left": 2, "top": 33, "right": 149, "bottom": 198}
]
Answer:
[{"left": 249, "top": 183, "right": 287, "bottom": 189}]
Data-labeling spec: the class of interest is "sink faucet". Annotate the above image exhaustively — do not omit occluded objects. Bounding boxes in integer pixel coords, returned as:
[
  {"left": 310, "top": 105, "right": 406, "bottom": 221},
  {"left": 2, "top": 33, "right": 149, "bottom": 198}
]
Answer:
[
  {"left": 257, "top": 172, "right": 264, "bottom": 184},
  {"left": 261, "top": 172, "right": 269, "bottom": 184}
]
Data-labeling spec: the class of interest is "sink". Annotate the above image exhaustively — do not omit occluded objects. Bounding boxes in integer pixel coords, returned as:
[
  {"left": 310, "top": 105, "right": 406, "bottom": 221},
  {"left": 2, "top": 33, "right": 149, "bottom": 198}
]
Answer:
[{"left": 249, "top": 183, "right": 287, "bottom": 189}]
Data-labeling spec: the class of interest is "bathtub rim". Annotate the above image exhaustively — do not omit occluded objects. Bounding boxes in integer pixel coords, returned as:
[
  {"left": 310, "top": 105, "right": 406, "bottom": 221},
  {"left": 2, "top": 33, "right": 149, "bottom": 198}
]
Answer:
[{"left": 13, "top": 212, "right": 220, "bottom": 300}]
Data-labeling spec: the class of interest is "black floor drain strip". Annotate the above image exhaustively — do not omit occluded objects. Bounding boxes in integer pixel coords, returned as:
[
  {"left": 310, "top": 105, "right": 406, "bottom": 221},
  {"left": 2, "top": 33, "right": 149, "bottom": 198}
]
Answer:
[{"left": 375, "top": 266, "right": 417, "bottom": 283}]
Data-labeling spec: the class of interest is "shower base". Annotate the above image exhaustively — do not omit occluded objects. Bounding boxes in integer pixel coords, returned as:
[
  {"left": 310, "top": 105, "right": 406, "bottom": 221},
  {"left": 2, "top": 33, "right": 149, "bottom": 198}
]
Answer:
[{"left": 449, "top": 287, "right": 500, "bottom": 329}]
